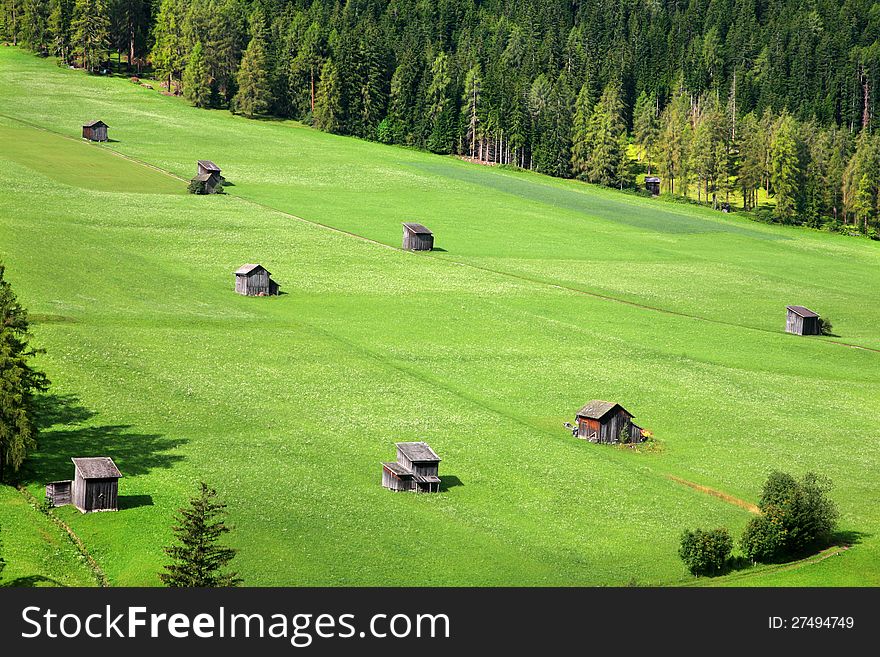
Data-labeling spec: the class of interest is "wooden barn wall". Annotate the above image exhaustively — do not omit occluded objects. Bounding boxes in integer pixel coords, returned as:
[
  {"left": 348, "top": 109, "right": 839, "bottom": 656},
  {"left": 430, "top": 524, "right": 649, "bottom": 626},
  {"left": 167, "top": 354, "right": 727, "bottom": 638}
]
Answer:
[
  {"left": 82, "top": 478, "right": 118, "bottom": 511},
  {"left": 46, "top": 481, "right": 72, "bottom": 507},
  {"left": 787, "top": 312, "right": 804, "bottom": 335},
  {"left": 396, "top": 449, "right": 413, "bottom": 471},
  {"left": 73, "top": 470, "right": 86, "bottom": 510},
  {"left": 403, "top": 232, "right": 433, "bottom": 251},
  {"left": 413, "top": 463, "right": 438, "bottom": 477}
]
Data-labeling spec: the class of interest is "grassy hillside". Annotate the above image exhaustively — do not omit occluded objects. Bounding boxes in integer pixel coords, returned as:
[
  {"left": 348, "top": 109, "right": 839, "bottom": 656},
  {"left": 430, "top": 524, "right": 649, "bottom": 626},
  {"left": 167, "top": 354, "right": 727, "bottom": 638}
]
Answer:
[{"left": 0, "top": 47, "right": 878, "bottom": 586}]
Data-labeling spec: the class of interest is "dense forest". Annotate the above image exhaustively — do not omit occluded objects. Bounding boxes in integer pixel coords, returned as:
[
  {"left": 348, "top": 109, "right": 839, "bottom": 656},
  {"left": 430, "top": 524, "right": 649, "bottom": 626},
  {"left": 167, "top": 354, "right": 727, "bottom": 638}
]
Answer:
[{"left": 3, "top": 0, "right": 880, "bottom": 233}]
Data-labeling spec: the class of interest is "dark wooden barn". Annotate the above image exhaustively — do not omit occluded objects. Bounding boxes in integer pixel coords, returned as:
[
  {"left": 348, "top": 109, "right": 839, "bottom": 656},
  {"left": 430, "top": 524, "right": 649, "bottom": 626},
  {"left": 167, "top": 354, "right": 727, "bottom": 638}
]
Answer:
[
  {"left": 45, "top": 480, "right": 72, "bottom": 507},
  {"left": 575, "top": 401, "right": 644, "bottom": 444},
  {"left": 786, "top": 305, "right": 820, "bottom": 336},
  {"left": 234, "top": 263, "right": 280, "bottom": 296},
  {"left": 645, "top": 177, "right": 661, "bottom": 196},
  {"left": 82, "top": 120, "right": 109, "bottom": 142},
  {"left": 382, "top": 441, "right": 441, "bottom": 493},
  {"left": 197, "top": 160, "right": 222, "bottom": 179},
  {"left": 402, "top": 223, "right": 434, "bottom": 251},
  {"left": 190, "top": 173, "right": 220, "bottom": 194},
  {"left": 46, "top": 457, "right": 122, "bottom": 512}
]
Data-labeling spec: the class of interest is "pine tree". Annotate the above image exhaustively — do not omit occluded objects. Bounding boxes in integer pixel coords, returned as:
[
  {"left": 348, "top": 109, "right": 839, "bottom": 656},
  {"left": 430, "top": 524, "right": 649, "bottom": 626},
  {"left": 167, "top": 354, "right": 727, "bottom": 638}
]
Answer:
[
  {"left": 426, "top": 51, "right": 454, "bottom": 154},
  {"left": 632, "top": 90, "right": 658, "bottom": 172},
  {"left": 71, "top": 0, "right": 109, "bottom": 72},
  {"left": 769, "top": 113, "right": 803, "bottom": 224},
  {"left": 582, "top": 81, "right": 627, "bottom": 187},
  {"left": 159, "top": 482, "right": 242, "bottom": 587},
  {"left": 150, "top": 0, "right": 185, "bottom": 92},
  {"left": 842, "top": 131, "right": 880, "bottom": 228},
  {"left": 569, "top": 80, "right": 594, "bottom": 179},
  {"left": 183, "top": 40, "right": 211, "bottom": 107},
  {"left": 21, "top": 0, "right": 50, "bottom": 55},
  {"left": 461, "top": 64, "right": 482, "bottom": 159},
  {"left": 232, "top": 18, "right": 272, "bottom": 118},
  {"left": 0, "top": 263, "right": 49, "bottom": 483},
  {"left": 313, "top": 58, "right": 341, "bottom": 132},
  {"left": 48, "top": 0, "right": 74, "bottom": 64},
  {"left": 657, "top": 90, "right": 691, "bottom": 196}
]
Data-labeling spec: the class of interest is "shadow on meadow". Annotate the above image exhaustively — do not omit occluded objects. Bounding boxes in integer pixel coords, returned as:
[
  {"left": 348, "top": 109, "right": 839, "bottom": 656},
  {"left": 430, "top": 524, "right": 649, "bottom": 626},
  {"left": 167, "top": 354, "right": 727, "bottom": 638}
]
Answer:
[
  {"left": 16, "top": 393, "right": 187, "bottom": 486},
  {"left": 0, "top": 575, "right": 67, "bottom": 588}
]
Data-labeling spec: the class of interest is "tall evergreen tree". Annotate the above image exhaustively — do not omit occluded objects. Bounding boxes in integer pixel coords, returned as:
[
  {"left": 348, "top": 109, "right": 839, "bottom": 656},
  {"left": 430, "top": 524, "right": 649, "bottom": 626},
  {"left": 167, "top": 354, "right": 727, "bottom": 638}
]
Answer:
[
  {"left": 150, "top": 0, "right": 185, "bottom": 92},
  {"left": 183, "top": 39, "right": 211, "bottom": 107},
  {"left": 0, "top": 264, "right": 49, "bottom": 483},
  {"left": 313, "top": 58, "right": 341, "bottom": 132},
  {"left": 570, "top": 80, "right": 595, "bottom": 179},
  {"left": 232, "top": 12, "right": 272, "bottom": 118},
  {"left": 426, "top": 51, "right": 454, "bottom": 154},
  {"left": 71, "top": 0, "right": 109, "bottom": 72},
  {"left": 21, "top": 0, "right": 50, "bottom": 55},
  {"left": 48, "top": 0, "right": 74, "bottom": 64},
  {"left": 769, "top": 113, "right": 803, "bottom": 224},
  {"left": 581, "top": 81, "right": 627, "bottom": 187},
  {"left": 461, "top": 64, "right": 482, "bottom": 159},
  {"left": 632, "top": 90, "right": 658, "bottom": 172},
  {"left": 159, "top": 482, "right": 242, "bottom": 587}
]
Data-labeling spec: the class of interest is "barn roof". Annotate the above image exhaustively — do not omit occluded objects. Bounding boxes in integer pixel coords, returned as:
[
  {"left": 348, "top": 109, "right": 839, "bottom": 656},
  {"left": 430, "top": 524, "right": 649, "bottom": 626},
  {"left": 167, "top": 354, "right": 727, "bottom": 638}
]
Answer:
[
  {"left": 787, "top": 305, "right": 818, "bottom": 318},
  {"left": 72, "top": 457, "right": 122, "bottom": 479},
  {"left": 192, "top": 173, "right": 215, "bottom": 182},
  {"left": 576, "top": 400, "right": 632, "bottom": 421},
  {"left": 382, "top": 462, "right": 414, "bottom": 478},
  {"left": 83, "top": 120, "right": 107, "bottom": 128},
  {"left": 413, "top": 474, "right": 441, "bottom": 484},
  {"left": 396, "top": 441, "right": 440, "bottom": 463},
  {"left": 645, "top": 176, "right": 661, "bottom": 183},
  {"left": 235, "top": 263, "right": 270, "bottom": 276},
  {"left": 402, "top": 222, "right": 432, "bottom": 235},
  {"left": 198, "top": 160, "right": 221, "bottom": 172}
]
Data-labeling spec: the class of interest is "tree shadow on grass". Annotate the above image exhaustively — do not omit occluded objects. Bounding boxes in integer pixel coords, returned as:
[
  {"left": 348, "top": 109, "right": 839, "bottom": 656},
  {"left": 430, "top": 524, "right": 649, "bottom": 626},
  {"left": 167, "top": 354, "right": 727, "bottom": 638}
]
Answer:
[
  {"left": 1, "top": 575, "right": 67, "bottom": 588},
  {"left": 17, "top": 394, "right": 186, "bottom": 486},
  {"left": 118, "top": 495, "right": 154, "bottom": 510}
]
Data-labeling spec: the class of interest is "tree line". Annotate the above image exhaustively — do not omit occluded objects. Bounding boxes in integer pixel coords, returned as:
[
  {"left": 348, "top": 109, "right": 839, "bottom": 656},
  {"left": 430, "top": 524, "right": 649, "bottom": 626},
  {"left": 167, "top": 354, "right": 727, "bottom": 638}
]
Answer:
[{"left": 3, "top": 0, "right": 880, "bottom": 231}]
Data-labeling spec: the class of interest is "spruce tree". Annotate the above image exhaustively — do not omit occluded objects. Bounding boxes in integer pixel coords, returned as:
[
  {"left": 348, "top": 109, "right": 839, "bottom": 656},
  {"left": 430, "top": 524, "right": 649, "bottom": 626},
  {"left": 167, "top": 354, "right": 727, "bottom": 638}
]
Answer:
[
  {"left": 570, "top": 80, "right": 594, "bottom": 179},
  {"left": 159, "top": 482, "right": 242, "bottom": 587},
  {"left": 632, "top": 90, "right": 658, "bottom": 172},
  {"left": 232, "top": 15, "right": 272, "bottom": 118},
  {"left": 71, "top": 0, "right": 109, "bottom": 72},
  {"left": 582, "top": 81, "right": 626, "bottom": 187},
  {"left": 426, "top": 51, "right": 454, "bottom": 154},
  {"left": 313, "top": 58, "right": 342, "bottom": 132},
  {"left": 21, "top": 0, "right": 50, "bottom": 55},
  {"left": 0, "top": 263, "right": 49, "bottom": 483},
  {"left": 150, "top": 0, "right": 185, "bottom": 93},
  {"left": 769, "top": 113, "right": 803, "bottom": 223},
  {"left": 48, "top": 0, "right": 74, "bottom": 64},
  {"left": 183, "top": 40, "right": 211, "bottom": 108}
]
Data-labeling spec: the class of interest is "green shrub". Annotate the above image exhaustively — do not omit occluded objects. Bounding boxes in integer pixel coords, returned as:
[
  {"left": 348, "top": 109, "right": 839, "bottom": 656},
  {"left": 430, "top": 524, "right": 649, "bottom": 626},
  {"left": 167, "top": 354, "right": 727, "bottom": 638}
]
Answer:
[
  {"left": 679, "top": 527, "right": 733, "bottom": 576},
  {"left": 817, "top": 316, "right": 833, "bottom": 336},
  {"left": 741, "top": 471, "right": 839, "bottom": 563}
]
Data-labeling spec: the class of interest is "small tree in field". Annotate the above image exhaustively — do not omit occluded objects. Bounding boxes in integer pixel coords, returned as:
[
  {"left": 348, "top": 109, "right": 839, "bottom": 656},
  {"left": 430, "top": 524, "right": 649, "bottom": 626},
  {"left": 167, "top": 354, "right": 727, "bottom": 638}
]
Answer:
[
  {"left": 159, "top": 482, "right": 242, "bottom": 587},
  {"left": 0, "top": 263, "right": 50, "bottom": 482},
  {"left": 679, "top": 527, "right": 732, "bottom": 576}
]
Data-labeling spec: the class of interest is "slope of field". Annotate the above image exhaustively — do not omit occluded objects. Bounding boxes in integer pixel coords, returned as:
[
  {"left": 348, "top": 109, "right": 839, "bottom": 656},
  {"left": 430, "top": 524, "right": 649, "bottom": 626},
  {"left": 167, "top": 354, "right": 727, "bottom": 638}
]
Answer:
[
  {"left": 0, "top": 487, "right": 97, "bottom": 587},
  {"left": 1, "top": 48, "right": 879, "bottom": 586}
]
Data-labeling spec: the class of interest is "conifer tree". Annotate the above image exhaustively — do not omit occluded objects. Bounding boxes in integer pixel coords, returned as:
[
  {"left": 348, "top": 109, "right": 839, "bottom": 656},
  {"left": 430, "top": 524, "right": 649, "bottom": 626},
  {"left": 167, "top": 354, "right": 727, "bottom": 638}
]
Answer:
[
  {"left": 570, "top": 80, "right": 594, "bottom": 179},
  {"left": 0, "top": 264, "right": 49, "bottom": 483},
  {"left": 232, "top": 16, "right": 272, "bottom": 117},
  {"left": 150, "top": 0, "right": 185, "bottom": 92},
  {"left": 313, "top": 58, "right": 341, "bottom": 132},
  {"left": 183, "top": 40, "right": 211, "bottom": 107},
  {"left": 426, "top": 51, "right": 454, "bottom": 154},
  {"left": 48, "top": 0, "right": 74, "bottom": 64},
  {"left": 461, "top": 64, "right": 482, "bottom": 159},
  {"left": 658, "top": 90, "right": 691, "bottom": 196},
  {"left": 159, "top": 482, "right": 242, "bottom": 587},
  {"left": 21, "top": 0, "right": 50, "bottom": 55},
  {"left": 632, "top": 90, "right": 658, "bottom": 172},
  {"left": 769, "top": 113, "right": 803, "bottom": 223},
  {"left": 71, "top": 0, "right": 109, "bottom": 72},
  {"left": 582, "top": 81, "right": 626, "bottom": 187}
]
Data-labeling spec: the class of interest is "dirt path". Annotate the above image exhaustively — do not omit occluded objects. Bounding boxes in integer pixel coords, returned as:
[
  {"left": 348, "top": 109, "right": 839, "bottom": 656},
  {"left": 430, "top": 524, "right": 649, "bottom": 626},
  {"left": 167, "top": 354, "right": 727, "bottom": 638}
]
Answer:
[{"left": 666, "top": 475, "right": 760, "bottom": 514}]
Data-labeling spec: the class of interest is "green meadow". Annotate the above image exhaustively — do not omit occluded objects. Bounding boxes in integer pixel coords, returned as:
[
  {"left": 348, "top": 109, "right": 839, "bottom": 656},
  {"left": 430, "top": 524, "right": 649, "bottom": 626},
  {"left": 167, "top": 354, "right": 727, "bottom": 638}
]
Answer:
[{"left": 0, "top": 47, "right": 878, "bottom": 586}]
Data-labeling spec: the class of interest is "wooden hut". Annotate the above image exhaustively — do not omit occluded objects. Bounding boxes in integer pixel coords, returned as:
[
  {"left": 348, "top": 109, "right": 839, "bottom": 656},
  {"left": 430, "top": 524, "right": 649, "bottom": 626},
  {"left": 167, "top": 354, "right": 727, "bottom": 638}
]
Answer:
[
  {"left": 82, "top": 120, "right": 109, "bottom": 142},
  {"left": 234, "top": 263, "right": 280, "bottom": 296},
  {"left": 645, "top": 177, "right": 661, "bottom": 196},
  {"left": 786, "top": 305, "right": 820, "bottom": 336},
  {"left": 402, "top": 223, "right": 434, "bottom": 251},
  {"left": 575, "top": 401, "right": 644, "bottom": 444},
  {"left": 382, "top": 441, "right": 441, "bottom": 493},
  {"left": 71, "top": 457, "right": 121, "bottom": 512},
  {"left": 190, "top": 173, "right": 220, "bottom": 194},
  {"left": 197, "top": 160, "right": 222, "bottom": 179}
]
